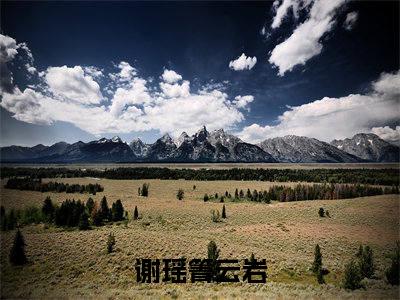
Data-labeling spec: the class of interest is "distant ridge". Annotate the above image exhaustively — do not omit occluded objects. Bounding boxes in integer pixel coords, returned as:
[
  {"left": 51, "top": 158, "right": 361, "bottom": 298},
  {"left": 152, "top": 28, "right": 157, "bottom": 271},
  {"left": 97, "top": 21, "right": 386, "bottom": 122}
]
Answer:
[{"left": 1, "top": 127, "right": 398, "bottom": 163}]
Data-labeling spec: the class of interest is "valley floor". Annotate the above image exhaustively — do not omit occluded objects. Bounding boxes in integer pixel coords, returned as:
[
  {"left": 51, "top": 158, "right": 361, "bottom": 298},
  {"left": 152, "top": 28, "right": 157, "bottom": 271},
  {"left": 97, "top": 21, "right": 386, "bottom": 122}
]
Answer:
[{"left": 1, "top": 178, "right": 399, "bottom": 299}]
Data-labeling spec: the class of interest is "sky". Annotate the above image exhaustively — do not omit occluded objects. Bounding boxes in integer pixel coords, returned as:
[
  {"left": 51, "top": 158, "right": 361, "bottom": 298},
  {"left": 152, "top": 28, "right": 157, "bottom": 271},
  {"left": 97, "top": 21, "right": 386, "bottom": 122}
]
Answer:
[{"left": 0, "top": 0, "right": 399, "bottom": 147}]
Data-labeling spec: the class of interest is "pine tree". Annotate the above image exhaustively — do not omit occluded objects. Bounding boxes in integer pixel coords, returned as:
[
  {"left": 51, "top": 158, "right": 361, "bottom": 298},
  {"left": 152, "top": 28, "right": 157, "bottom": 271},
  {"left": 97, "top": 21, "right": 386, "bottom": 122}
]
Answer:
[
  {"left": 9, "top": 229, "right": 27, "bottom": 265},
  {"left": 138, "top": 187, "right": 141, "bottom": 196},
  {"left": 214, "top": 193, "right": 218, "bottom": 200},
  {"left": 207, "top": 241, "right": 220, "bottom": 282},
  {"left": 100, "top": 196, "right": 110, "bottom": 221},
  {"left": 386, "top": 242, "right": 400, "bottom": 285},
  {"left": 86, "top": 197, "right": 95, "bottom": 214},
  {"left": 239, "top": 189, "right": 244, "bottom": 198},
  {"left": 193, "top": 185, "right": 196, "bottom": 190},
  {"left": 79, "top": 212, "right": 90, "bottom": 230},
  {"left": 343, "top": 260, "right": 362, "bottom": 290},
  {"left": 312, "top": 244, "right": 322, "bottom": 273},
  {"left": 107, "top": 233, "right": 116, "bottom": 253},
  {"left": 91, "top": 202, "right": 103, "bottom": 226},
  {"left": 133, "top": 206, "right": 139, "bottom": 220},
  {"left": 235, "top": 188, "right": 239, "bottom": 199},
  {"left": 111, "top": 200, "right": 124, "bottom": 221},
  {"left": 246, "top": 188, "right": 251, "bottom": 199},
  {"left": 177, "top": 189, "right": 184, "bottom": 200},
  {"left": 222, "top": 205, "right": 226, "bottom": 218},
  {"left": 1, "top": 206, "right": 6, "bottom": 231},
  {"left": 42, "top": 196, "right": 55, "bottom": 222},
  {"left": 359, "top": 245, "right": 375, "bottom": 279}
]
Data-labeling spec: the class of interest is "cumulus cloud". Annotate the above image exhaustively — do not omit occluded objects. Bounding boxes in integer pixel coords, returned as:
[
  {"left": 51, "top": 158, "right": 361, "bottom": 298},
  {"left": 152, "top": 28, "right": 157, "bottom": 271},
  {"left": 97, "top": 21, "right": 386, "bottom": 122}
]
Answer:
[
  {"left": 238, "top": 70, "right": 400, "bottom": 143},
  {"left": 269, "top": 0, "right": 346, "bottom": 76},
  {"left": 371, "top": 126, "right": 400, "bottom": 144},
  {"left": 229, "top": 53, "right": 257, "bottom": 71},
  {"left": 233, "top": 95, "right": 254, "bottom": 110},
  {"left": 271, "top": 0, "right": 312, "bottom": 29},
  {"left": 161, "top": 69, "right": 182, "bottom": 83},
  {"left": 0, "top": 34, "right": 19, "bottom": 63},
  {"left": 0, "top": 37, "right": 252, "bottom": 137},
  {"left": 343, "top": 11, "right": 358, "bottom": 31},
  {"left": 44, "top": 66, "right": 103, "bottom": 105}
]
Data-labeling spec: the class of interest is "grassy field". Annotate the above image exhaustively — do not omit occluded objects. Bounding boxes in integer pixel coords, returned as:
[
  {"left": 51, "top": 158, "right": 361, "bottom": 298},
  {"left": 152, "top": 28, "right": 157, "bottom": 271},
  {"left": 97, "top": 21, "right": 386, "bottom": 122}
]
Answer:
[{"left": 1, "top": 177, "right": 399, "bottom": 298}]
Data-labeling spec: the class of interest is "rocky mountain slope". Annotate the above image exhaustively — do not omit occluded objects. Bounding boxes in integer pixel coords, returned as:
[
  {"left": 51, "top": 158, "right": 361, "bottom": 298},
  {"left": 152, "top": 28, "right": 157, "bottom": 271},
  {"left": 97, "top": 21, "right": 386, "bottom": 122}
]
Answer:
[
  {"left": 331, "top": 133, "right": 399, "bottom": 162},
  {"left": 1, "top": 128, "right": 397, "bottom": 163},
  {"left": 258, "top": 135, "right": 363, "bottom": 163}
]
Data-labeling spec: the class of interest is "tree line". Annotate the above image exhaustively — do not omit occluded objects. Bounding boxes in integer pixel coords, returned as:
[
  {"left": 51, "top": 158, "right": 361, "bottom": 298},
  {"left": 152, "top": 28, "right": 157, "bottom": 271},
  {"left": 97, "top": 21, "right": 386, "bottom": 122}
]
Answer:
[
  {"left": 1, "top": 196, "right": 127, "bottom": 231},
  {"left": 206, "top": 183, "right": 399, "bottom": 204},
  {"left": 1, "top": 167, "right": 398, "bottom": 185},
  {"left": 4, "top": 177, "right": 104, "bottom": 194}
]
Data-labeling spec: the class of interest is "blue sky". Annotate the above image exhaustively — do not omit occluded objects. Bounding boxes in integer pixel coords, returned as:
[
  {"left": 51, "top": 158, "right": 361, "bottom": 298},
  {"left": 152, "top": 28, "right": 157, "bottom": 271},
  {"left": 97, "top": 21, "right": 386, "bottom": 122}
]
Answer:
[{"left": 0, "top": 0, "right": 399, "bottom": 146}]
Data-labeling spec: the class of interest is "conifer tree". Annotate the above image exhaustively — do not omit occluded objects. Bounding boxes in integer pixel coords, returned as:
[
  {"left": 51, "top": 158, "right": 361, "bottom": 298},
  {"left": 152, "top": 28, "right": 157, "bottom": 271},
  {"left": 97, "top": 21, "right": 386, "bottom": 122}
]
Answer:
[
  {"left": 42, "top": 196, "right": 55, "bottom": 222},
  {"left": 141, "top": 183, "right": 149, "bottom": 197},
  {"left": 91, "top": 202, "right": 103, "bottom": 226},
  {"left": 9, "top": 229, "right": 27, "bottom": 265},
  {"left": 386, "top": 242, "right": 400, "bottom": 285},
  {"left": 235, "top": 188, "right": 239, "bottom": 199},
  {"left": 343, "top": 260, "right": 362, "bottom": 290},
  {"left": 86, "top": 197, "right": 95, "bottom": 214},
  {"left": 203, "top": 194, "right": 209, "bottom": 202},
  {"left": 100, "top": 196, "right": 110, "bottom": 221},
  {"left": 79, "top": 212, "right": 90, "bottom": 230},
  {"left": 312, "top": 244, "right": 323, "bottom": 273},
  {"left": 1, "top": 206, "right": 6, "bottom": 231},
  {"left": 222, "top": 205, "right": 226, "bottom": 219},
  {"left": 133, "top": 206, "right": 139, "bottom": 220},
  {"left": 246, "top": 188, "right": 251, "bottom": 199},
  {"left": 239, "top": 189, "right": 244, "bottom": 198},
  {"left": 359, "top": 245, "right": 375, "bottom": 279},
  {"left": 318, "top": 207, "right": 325, "bottom": 217},
  {"left": 111, "top": 200, "right": 124, "bottom": 221}
]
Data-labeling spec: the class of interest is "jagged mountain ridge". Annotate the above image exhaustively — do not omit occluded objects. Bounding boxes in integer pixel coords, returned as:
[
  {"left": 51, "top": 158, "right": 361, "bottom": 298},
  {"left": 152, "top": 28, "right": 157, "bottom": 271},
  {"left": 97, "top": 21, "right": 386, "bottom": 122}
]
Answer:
[
  {"left": 331, "top": 133, "right": 400, "bottom": 162},
  {"left": 258, "top": 135, "right": 363, "bottom": 163},
  {"left": 1, "top": 127, "right": 398, "bottom": 163}
]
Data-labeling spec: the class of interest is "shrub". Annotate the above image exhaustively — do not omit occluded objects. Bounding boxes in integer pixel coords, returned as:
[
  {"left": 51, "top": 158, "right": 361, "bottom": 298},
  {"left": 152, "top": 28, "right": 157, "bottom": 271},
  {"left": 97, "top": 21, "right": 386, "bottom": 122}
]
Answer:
[
  {"left": 211, "top": 210, "right": 221, "bottom": 223},
  {"left": 234, "top": 188, "right": 239, "bottom": 199},
  {"left": 343, "top": 260, "right": 362, "bottom": 290},
  {"left": 79, "top": 212, "right": 90, "bottom": 230},
  {"left": 222, "top": 205, "right": 226, "bottom": 219},
  {"left": 359, "top": 245, "right": 375, "bottom": 279},
  {"left": 214, "top": 193, "right": 218, "bottom": 200},
  {"left": 220, "top": 196, "right": 224, "bottom": 203},
  {"left": 386, "top": 242, "right": 400, "bottom": 285},
  {"left": 177, "top": 189, "right": 184, "bottom": 200},
  {"left": 203, "top": 194, "right": 209, "bottom": 202},
  {"left": 141, "top": 183, "right": 149, "bottom": 197},
  {"left": 133, "top": 206, "right": 139, "bottom": 220},
  {"left": 318, "top": 208, "right": 325, "bottom": 217},
  {"left": 9, "top": 229, "right": 27, "bottom": 265},
  {"left": 207, "top": 241, "right": 220, "bottom": 282},
  {"left": 22, "top": 206, "right": 43, "bottom": 225},
  {"left": 107, "top": 233, "right": 116, "bottom": 253},
  {"left": 193, "top": 185, "right": 196, "bottom": 190}
]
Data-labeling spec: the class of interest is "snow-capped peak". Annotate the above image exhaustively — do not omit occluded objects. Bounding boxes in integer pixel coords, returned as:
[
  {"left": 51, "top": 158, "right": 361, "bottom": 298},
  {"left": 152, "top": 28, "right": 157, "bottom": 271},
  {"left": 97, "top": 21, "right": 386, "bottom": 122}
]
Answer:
[{"left": 111, "top": 136, "right": 122, "bottom": 143}]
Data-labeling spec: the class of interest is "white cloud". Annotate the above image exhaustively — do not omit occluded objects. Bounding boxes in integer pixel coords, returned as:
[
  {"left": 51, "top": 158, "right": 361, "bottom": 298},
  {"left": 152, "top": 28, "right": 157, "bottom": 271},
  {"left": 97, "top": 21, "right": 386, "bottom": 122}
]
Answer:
[
  {"left": 371, "top": 126, "right": 400, "bottom": 144},
  {"left": 233, "top": 95, "right": 254, "bottom": 110},
  {"left": 44, "top": 66, "right": 103, "bottom": 104},
  {"left": 269, "top": 0, "right": 346, "bottom": 76},
  {"left": 161, "top": 69, "right": 182, "bottom": 83},
  {"left": 343, "top": 11, "right": 358, "bottom": 31},
  {"left": 0, "top": 34, "right": 18, "bottom": 63},
  {"left": 229, "top": 53, "right": 257, "bottom": 71},
  {"left": 159, "top": 80, "right": 190, "bottom": 98},
  {"left": 0, "top": 43, "right": 251, "bottom": 137},
  {"left": 109, "top": 77, "right": 150, "bottom": 116},
  {"left": 238, "top": 70, "right": 400, "bottom": 143}
]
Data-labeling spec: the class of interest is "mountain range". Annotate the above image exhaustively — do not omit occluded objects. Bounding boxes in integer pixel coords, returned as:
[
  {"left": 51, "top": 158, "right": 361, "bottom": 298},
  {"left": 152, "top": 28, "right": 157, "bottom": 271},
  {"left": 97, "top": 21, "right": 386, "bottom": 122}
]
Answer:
[{"left": 1, "top": 127, "right": 399, "bottom": 163}]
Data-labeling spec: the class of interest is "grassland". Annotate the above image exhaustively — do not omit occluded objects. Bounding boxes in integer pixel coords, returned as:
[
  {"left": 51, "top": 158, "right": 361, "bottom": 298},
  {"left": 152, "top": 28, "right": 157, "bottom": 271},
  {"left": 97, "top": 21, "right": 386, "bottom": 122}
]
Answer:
[{"left": 1, "top": 177, "right": 399, "bottom": 299}]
